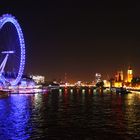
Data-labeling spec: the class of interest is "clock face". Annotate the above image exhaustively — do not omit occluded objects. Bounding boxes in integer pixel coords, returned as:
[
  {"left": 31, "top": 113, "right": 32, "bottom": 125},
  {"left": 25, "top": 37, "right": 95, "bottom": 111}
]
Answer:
[{"left": 128, "top": 70, "right": 132, "bottom": 75}]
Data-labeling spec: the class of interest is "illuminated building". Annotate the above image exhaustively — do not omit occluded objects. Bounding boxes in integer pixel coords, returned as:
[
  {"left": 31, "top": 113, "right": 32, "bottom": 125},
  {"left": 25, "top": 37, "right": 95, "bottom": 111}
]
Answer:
[
  {"left": 114, "top": 82, "right": 123, "bottom": 88},
  {"left": 20, "top": 78, "right": 35, "bottom": 88},
  {"left": 120, "top": 71, "right": 123, "bottom": 81},
  {"left": 127, "top": 66, "right": 133, "bottom": 83},
  {"left": 114, "top": 70, "right": 124, "bottom": 87},
  {"left": 115, "top": 70, "right": 123, "bottom": 82},
  {"left": 103, "top": 80, "right": 110, "bottom": 87},
  {"left": 75, "top": 81, "right": 82, "bottom": 86},
  {"left": 95, "top": 73, "right": 101, "bottom": 83},
  {"left": 30, "top": 75, "right": 45, "bottom": 84}
]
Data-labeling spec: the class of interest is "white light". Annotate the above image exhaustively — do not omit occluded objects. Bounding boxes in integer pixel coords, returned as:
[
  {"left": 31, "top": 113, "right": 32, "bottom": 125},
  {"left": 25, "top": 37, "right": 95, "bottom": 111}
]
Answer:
[{"left": 2, "top": 51, "right": 15, "bottom": 54}]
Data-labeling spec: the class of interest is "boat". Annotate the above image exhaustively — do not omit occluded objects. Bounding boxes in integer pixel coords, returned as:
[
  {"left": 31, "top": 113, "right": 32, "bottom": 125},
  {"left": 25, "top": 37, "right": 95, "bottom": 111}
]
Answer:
[
  {"left": 116, "top": 87, "right": 131, "bottom": 94},
  {"left": 47, "top": 83, "right": 60, "bottom": 91}
]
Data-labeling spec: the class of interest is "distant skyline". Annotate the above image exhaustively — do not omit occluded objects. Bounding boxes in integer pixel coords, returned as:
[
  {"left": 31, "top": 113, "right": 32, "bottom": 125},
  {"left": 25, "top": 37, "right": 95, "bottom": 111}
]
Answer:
[{"left": 1, "top": 1, "right": 140, "bottom": 82}]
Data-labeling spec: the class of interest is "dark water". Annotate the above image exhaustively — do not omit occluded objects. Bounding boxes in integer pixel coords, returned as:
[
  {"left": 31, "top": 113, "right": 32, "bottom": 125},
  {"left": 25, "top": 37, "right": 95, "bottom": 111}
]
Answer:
[{"left": 0, "top": 89, "right": 140, "bottom": 140}]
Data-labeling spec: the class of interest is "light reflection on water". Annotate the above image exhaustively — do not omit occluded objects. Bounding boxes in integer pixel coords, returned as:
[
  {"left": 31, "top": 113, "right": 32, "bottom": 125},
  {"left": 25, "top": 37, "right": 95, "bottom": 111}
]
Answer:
[
  {"left": 0, "top": 94, "right": 31, "bottom": 140},
  {"left": 0, "top": 90, "right": 140, "bottom": 139}
]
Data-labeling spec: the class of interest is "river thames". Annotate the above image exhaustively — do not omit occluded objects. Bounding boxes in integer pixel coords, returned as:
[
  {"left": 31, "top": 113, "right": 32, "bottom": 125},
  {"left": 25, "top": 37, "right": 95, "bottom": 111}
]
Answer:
[{"left": 0, "top": 89, "right": 140, "bottom": 140}]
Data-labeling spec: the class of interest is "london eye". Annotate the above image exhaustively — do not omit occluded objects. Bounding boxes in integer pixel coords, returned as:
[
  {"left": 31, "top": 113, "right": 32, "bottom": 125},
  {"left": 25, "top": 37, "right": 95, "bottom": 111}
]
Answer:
[{"left": 0, "top": 14, "right": 25, "bottom": 86}]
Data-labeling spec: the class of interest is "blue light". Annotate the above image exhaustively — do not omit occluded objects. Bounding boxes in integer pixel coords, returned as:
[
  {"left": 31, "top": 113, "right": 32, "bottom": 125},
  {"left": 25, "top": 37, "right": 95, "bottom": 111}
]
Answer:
[
  {"left": 0, "top": 95, "right": 31, "bottom": 140},
  {"left": 0, "top": 14, "right": 25, "bottom": 86}
]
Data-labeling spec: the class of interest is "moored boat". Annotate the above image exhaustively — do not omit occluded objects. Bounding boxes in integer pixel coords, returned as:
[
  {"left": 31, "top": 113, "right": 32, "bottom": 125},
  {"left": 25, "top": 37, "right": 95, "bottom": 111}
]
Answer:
[{"left": 116, "top": 87, "right": 131, "bottom": 94}]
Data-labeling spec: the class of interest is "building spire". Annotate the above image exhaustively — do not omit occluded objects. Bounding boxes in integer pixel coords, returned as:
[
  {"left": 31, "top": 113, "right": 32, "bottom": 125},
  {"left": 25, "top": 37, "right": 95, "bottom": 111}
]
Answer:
[{"left": 127, "top": 66, "right": 133, "bottom": 83}]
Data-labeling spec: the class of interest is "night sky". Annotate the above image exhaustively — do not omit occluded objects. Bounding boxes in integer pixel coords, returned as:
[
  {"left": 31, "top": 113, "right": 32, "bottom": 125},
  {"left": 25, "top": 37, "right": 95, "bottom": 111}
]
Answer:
[{"left": 1, "top": 0, "right": 140, "bottom": 82}]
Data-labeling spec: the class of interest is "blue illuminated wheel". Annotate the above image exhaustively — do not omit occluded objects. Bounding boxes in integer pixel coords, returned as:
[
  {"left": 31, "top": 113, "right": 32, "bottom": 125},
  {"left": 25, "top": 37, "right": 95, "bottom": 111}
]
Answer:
[{"left": 0, "top": 14, "right": 25, "bottom": 86}]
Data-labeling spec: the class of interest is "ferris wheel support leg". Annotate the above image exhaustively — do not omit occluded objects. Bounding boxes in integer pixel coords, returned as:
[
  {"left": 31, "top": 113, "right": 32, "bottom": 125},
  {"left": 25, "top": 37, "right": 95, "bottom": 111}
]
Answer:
[{"left": 0, "top": 54, "right": 9, "bottom": 75}]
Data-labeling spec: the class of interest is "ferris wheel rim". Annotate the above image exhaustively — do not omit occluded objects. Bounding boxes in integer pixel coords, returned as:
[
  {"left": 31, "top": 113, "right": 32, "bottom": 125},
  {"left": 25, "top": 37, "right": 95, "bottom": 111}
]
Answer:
[{"left": 0, "top": 14, "right": 25, "bottom": 86}]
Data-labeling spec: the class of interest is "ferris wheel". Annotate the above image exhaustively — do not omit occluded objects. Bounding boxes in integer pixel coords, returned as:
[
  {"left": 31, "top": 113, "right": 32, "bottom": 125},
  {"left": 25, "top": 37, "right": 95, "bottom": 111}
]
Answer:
[{"left": 0, "top": 14, "right": 25, "bottom": 86}]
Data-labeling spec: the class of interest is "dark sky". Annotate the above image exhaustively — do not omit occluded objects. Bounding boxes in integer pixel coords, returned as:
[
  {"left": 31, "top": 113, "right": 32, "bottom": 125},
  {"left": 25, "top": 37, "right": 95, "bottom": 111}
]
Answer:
[{"left": 1, "top": 0, "right": 140, "bottom": 82}]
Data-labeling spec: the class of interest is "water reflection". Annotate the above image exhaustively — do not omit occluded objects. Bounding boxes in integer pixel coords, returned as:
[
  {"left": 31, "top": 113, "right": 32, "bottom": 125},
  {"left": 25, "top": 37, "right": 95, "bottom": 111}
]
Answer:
[
  {"left": 0, "top": 90, "right": 140, "bottom": 139},
  {"left": 0, "top": 94, "right": 31, "bottom": 140},
  {"left": 124, "top": 93, "right": 140, "bottom": 138}
]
